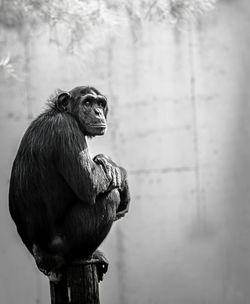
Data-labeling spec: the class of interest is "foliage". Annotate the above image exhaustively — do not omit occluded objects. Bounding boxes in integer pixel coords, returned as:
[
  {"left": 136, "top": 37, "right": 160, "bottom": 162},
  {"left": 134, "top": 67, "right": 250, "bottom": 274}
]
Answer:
[
  {"left": 125, "top": 0, "right": 216, "bottom": 23},
  {"left": 0, "top": 0, "right": 217, "bottom": 36},
  {"left": 0, "top": 53, "right": 17, "bottom": 79},
  {"left": 0, "top": 0, "right": 216, "bottom": 77}
]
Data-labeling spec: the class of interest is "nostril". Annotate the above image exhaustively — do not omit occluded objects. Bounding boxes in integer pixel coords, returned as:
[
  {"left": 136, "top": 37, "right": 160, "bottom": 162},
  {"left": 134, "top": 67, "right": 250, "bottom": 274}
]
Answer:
[{"left": 95, "top": 109, "right": 101, "bottom": 116}]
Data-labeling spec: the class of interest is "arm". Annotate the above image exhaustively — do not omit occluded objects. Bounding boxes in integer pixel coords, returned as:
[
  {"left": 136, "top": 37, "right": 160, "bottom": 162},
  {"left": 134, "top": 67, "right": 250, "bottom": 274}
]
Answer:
[
  {"left": 94, "top": 154, "right": 130, "bottom": 219},
  {"left": 54, "top": 116, "right": 118, "bottom": 204},
  {"left": 115, "top": 176, "right": 130, "bottom": 220}
]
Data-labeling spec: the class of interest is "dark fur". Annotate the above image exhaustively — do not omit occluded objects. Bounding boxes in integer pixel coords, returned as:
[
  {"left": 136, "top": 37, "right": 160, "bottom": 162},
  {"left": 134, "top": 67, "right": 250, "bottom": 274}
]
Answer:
[{"left": 9, "top": 86, "right": 130, "bottom": 273}]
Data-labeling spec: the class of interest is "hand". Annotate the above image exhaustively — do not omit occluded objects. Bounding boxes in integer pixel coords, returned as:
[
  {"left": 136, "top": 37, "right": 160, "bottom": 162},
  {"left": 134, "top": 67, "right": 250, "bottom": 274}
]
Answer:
[{"left": 93, "top": 154, "right": 122, "bottom": 190}]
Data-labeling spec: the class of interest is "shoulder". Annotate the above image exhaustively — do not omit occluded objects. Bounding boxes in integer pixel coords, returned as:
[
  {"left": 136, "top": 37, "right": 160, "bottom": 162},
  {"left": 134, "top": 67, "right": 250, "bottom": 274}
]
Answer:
[
  {"left": 25, "top": 110, "right": 77, "bottom": 137},
  {"left": 41, "top": 111, "right": 86, "bottom": 150},
  {"left": 19, "top": 110, "right": 86, "bottom": 153}
]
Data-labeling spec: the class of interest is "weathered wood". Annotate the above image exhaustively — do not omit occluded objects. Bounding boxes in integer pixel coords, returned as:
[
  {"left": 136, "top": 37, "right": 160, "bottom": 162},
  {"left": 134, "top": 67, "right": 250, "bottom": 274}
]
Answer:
[{"left": 50, "top": 259, "right": 100, "bottom": 304}]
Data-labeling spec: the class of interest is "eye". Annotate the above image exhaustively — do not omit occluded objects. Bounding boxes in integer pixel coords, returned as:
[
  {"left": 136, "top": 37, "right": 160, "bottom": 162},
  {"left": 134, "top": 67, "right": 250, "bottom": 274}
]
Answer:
[
  {"left": 97, "top": 98, "right": 106, "bottom": 108},
  {"left": 82, "top": 96, "right": 93, "bottom": 106},
  {"left": 97, "top": 100, "right": 103, "bottom": 107}
]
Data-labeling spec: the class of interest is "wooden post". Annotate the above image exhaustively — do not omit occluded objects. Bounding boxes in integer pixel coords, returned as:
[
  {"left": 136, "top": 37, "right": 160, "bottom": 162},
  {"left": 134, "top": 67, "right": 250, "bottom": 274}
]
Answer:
[{"left": 50, "top": 259, "right": 101, "bottom": 304}]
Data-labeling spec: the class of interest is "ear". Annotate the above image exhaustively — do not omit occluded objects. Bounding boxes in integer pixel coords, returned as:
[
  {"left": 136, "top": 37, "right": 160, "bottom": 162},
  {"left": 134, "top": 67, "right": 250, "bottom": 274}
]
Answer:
[{"left": 56, "top": 92, "right": 71, "bottom": 112}]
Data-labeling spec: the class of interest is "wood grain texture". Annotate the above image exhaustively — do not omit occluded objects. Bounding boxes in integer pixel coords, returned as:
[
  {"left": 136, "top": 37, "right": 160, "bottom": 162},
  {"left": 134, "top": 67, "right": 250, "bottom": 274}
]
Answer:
[{"left": 50, "top": 260, "right": 100, "bottom": 304}]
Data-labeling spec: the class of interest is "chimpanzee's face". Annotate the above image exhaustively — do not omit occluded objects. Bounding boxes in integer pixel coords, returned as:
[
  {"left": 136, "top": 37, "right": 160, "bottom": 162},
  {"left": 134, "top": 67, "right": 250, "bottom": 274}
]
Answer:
[
  {"left": 56, "top": 86, "right": 108, "bottom": 136},
  {"left": 76, "top": 88, "right": 108, "bottom": 136}
]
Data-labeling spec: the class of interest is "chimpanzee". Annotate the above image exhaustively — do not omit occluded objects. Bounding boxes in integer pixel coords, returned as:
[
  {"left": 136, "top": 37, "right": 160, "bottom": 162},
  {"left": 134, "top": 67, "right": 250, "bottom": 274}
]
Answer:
[{"left": 9, "top": 86, "right": 130, "bottom": 281}]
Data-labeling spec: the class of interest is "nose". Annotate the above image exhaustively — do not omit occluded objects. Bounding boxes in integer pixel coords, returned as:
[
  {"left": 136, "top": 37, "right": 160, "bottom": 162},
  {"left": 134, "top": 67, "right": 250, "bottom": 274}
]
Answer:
[{"left": 94, "top": 107, "right": 102, "bottom": 116}]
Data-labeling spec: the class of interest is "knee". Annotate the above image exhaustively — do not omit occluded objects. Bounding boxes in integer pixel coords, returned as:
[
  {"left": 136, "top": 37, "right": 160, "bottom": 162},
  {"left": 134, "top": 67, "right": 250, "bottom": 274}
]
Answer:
[
  {"left": 98, "top": 189, "right": 120, "bottom": 212},
  {"left": 48, "top": 235, "right": 68, "bottom": 254}
]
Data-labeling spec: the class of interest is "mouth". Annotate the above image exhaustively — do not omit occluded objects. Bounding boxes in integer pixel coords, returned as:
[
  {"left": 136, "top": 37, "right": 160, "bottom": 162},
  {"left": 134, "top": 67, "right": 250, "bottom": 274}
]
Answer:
[
  {"left": 91, "top": 124, "right": 106, "bottom": 129},
  {"left": 89, "top": 124, "right": 107, "bottom": 135}
]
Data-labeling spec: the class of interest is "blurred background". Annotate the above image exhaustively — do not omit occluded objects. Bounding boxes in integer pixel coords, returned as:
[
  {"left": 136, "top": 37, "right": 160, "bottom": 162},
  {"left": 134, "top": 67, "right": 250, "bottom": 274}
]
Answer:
[{"left": 1, "top": 0, "right": 250, "bottom": 303}]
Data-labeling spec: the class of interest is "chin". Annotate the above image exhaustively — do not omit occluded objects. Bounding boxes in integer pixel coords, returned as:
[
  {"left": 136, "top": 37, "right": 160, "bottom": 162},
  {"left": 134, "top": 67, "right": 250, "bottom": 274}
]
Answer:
[{"left": 95, "top": 129, "right": 106, "bottom": 136}]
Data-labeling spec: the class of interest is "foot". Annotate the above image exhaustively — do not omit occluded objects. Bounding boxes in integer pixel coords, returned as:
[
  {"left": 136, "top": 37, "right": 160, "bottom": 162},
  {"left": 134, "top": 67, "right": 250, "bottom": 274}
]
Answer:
[
  {"left": 32, "top": 244, "right": 65, "bottom": 281},
  {"left": 93, "top": 249, "right": 109, "bottom": 282},
  {"left": 48, "top": 271, "right": 63, "bottom": 283}
]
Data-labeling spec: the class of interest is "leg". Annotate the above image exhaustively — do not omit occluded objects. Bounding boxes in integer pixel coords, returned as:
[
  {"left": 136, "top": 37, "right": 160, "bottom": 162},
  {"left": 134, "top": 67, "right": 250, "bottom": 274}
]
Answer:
[
  {"left": 55, "top": 189, "right": 120, "bottom": 259},
  {"left": 93, "top": 155, "right": 130, "bottom": 220},
  {"left": 33, "top": 189, "right": 120, "bottom": 277},
  {"left": 32, "top": 243, "right": 65, "bottom": 282}
]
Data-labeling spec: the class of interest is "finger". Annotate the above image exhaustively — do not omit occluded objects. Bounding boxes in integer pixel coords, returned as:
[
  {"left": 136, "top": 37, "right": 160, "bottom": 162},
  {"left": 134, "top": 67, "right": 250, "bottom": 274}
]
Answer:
[
  {"left": 115, "top": 167, "right": 121, "bottom": 187},
  {"left": 107, "top": 164, "right": 114, "bottom": 181},
  {"left": 100, "top": 158, "right": 109, "bottom": 168},
  {"left": 95, "top": 156, "right": 107, "bottom": 167},
  {"left": 115, "top": 167, "right": 121, "bottom": 188},
  {"left": 110, "top": 166, "right": 117, "bottom": 186},
  {"left": 98, "top": 158, "right": 111, "bottom": 178}
]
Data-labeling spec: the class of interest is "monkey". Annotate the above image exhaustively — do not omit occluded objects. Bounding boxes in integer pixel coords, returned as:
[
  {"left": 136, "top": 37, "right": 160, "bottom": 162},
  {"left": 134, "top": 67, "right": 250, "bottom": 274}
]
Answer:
[{"left": 9, "top": 86, "right": 130, "bottom": 281}]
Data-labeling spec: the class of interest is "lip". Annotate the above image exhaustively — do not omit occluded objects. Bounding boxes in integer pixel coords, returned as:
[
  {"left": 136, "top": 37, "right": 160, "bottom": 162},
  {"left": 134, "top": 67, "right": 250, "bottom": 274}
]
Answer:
[{"left": 90, "top": 124, "right": 106, "bottom": 128}]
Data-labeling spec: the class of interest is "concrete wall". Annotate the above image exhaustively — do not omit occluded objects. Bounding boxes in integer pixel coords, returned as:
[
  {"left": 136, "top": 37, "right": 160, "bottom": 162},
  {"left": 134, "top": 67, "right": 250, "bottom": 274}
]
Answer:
[{"left": 1, "top": 1, "right": 250, "bottom": 303}]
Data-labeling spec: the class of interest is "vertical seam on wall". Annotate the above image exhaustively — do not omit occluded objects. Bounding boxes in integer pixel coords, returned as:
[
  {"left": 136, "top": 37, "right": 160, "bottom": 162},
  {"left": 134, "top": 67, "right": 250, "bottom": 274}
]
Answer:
[
  {"left": 107, "top": 36, "right": 127, "bottom": 304},
  {"left": 24, "top": 30, "right": 40, "bottom": 304},
  {"left": 23, "top": 32, "right": 33, "bottom": 121},
  {"left": 188, "top": 23, "right": 202, "bottom": 220}
]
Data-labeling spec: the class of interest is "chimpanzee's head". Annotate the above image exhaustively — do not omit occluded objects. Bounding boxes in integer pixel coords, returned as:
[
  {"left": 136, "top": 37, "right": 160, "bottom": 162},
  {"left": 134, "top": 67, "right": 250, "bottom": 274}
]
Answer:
[{"left": 55, "top": 86, "right": 108, "bottom": 136}]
